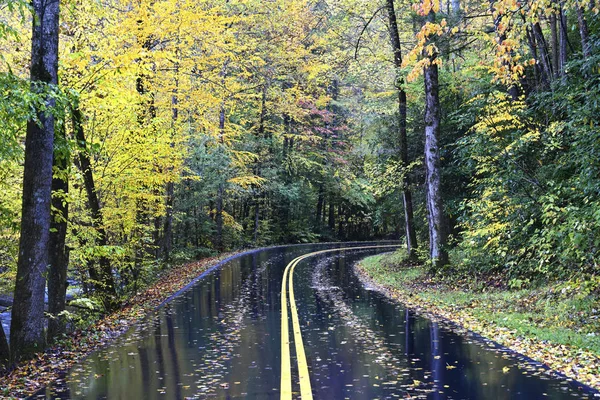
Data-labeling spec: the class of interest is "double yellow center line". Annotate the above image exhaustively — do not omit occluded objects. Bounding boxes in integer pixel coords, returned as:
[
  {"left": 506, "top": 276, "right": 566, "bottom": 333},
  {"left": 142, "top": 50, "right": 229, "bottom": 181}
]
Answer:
[{"left": 280, "top": 245, "right": 400, "bottom": 399}]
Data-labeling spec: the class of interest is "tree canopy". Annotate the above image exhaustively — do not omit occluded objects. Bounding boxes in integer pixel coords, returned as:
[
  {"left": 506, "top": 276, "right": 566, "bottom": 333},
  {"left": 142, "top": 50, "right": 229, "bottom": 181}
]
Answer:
[{"left": 0, "top": 0, "right": 599, "bottom": 365}]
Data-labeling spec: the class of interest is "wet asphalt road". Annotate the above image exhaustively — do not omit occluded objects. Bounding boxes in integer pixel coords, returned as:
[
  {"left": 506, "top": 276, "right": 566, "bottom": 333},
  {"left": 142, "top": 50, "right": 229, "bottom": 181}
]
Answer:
[{"left": 37, "top": 243, "right": 598, "bottom": 399}]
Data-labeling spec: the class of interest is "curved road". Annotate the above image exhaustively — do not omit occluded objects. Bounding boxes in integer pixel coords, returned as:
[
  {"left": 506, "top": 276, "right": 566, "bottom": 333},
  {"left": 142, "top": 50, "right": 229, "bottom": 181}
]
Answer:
[{"left": 40, "top": 243, "right": 596, "bottom": 399}]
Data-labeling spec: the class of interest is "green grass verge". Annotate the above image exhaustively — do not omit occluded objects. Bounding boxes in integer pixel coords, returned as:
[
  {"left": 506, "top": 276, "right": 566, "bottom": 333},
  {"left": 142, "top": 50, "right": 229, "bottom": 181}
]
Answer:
[{"left": 359, "top": 251, "right": 600, "bottom": 356}]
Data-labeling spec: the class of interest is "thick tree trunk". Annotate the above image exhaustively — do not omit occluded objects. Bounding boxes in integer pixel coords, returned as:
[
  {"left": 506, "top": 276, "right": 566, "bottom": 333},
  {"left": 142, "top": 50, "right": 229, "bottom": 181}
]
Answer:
[
  {"left": 385, "top": 0, "right": 418, "bottom": 257},
  {"left": 423, "top": 12, "right": 448, "bottom": 269},
  {"left": 47, "top": 125, "right": 70, "bottom": 342},
  {"left": 10, "top": 0, "right": 59, "bottom": 363},
  {"left": 577, "top": 6, "right": 591, "bottom": 58},
  {"left": 72, "top": 107, "right": 118, "bottom": 307}
]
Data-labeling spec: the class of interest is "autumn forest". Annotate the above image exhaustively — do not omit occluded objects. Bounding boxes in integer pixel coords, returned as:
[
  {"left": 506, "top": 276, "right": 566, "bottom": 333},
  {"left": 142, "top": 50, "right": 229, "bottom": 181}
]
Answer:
[{"left": 0, "top": 0, "right": 599, "bottom": 392}]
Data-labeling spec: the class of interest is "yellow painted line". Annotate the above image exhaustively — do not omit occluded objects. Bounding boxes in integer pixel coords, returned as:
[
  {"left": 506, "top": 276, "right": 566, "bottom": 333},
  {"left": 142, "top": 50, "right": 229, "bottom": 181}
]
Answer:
[
  {"left": 289, "top": 257, "right": 313, "bottom": 400},
  {"left": 280, "top": 260, "right": 292, "bottom": 400},
  {"left": 280, "top": 245, "right": 400, "bottom": 399}
]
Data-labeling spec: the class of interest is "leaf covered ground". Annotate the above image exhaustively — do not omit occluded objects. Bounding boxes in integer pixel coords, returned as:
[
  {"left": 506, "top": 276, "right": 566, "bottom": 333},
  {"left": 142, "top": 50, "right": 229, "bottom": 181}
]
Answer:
[
  {"left": 355, "top": 252, "right": 600, "bottom": 392},
  {"left": 0, "top": 251, "right": 240, "bottom": 399}
]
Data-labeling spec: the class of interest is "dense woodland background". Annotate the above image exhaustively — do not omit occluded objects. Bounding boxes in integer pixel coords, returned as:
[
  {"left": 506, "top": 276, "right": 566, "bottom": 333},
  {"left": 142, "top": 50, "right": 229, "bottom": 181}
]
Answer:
[{"left": 0, "top": 0, "right": 598, "bottom": 365}]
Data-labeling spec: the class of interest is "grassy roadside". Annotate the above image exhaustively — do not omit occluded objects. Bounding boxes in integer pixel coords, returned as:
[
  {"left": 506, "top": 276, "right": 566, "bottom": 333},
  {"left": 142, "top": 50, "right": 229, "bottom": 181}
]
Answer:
[
  {"left": 355, "top": 251, "right": 600, "bottom": 391},
  {"left": 0, "top": 250, "right": 242, "bottom": 399}
]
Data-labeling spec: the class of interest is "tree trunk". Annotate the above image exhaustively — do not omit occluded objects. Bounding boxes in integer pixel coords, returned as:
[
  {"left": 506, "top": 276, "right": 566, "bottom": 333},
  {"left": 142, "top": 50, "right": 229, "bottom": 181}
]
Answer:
[
  {"left": 0, "top": 324, "right": 8, "bottom": 369},
  {"left": 47, "top": 124, "right": 70, "bottom": 343},
  {"left": 558, "top": 6, "right": 568, "bottom": 77},
  {"left": 386, "top": 0, "right": 418, "bottom": 257},
  {"left": 532, "top": 22, "right": 553, "bottom": 86},
  {"left": 253, "top": 200, "right": 260, "bottom": 243},
  {"left": 163, "top": 181, "right": 174, "bottom": 261},
  {"left": 316, "top": 185, "right": 324, "bottom": 229},
  {"left": 162, "top": 66, "right": 179, "bottom": 263},
  {"left": 337, "top": 204, "right": 344, "bottom": 239},
  {"left": 72, "top": 107, "right": 118, "bottom": 308},
  {"left": 451, "top": 0, "right": 460, "bottom": 15},
  {"left": 423, "top": 11, "right": 449, "bottom": 269},
  {"left": 328, "top": 200, "right": 335, "bottom": 232},
  {"left": 216, "top": 101, "right": 226, "bottom": 251},
  {"left": 10, "top": 0, "right": 59, "bottom": 363},
  {"left": 576, "top": 6, "right": 591, "bottom": 58},
  {"left": 215, "top": 61, "right": 228, "bottom": 251},
  {"left": 550, "top": 13, "right": 559, "bottom": 78},
  {"left": 525, "top": 25, "right": 545, "bottom": 88}
]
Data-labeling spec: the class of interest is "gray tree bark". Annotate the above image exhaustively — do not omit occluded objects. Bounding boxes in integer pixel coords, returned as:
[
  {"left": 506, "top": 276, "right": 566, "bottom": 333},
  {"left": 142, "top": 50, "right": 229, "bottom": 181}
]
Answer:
[
  {"left": 559, "top": 6, "right": 568, "bottom": 77},
  {"left": 10, "top": 0, "right": 60, "bottom": 362},
  {"left": 423, "top": 11, "right": 449, "bottom": 269}
]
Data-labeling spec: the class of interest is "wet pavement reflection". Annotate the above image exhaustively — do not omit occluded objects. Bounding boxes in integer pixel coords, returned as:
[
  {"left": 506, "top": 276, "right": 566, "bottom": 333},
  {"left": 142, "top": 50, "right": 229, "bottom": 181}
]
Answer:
[{"left": 37, "top": 243, "right": 598, "bottom": 399}]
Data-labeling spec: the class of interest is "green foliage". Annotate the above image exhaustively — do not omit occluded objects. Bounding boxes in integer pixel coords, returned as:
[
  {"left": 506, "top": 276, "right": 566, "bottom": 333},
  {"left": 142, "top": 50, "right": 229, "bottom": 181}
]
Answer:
[{"left": 453, "top": 50, "right": 600, "bottom": 280}]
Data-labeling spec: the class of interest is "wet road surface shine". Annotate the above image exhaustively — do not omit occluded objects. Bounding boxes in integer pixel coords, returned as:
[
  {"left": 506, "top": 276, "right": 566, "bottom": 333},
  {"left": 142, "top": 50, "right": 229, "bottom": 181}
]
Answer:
[
  {"left": 38, "top": 243, "right": 598, "bottom": 399},
  {"left": 280, "top": 245, "right": 400, "bottom": 400}
]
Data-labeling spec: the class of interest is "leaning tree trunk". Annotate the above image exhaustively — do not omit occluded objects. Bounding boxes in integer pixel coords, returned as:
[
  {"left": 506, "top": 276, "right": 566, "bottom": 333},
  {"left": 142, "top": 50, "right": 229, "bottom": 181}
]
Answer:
[
  {"left": 423, "top": 11, "right": 449, "bottom": 270},
  {"left": 47, "top": 124, "right": 70, "bottom": 343},
  {"left": 386, "top": 0, "right": 418, "bottom": 257},
  {"left": 10, "top": 0, "right": 60, "bottom": 363}
]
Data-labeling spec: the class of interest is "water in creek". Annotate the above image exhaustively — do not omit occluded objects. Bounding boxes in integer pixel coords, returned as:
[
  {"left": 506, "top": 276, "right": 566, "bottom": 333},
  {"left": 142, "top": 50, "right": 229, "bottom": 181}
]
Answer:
[{"left": 36, "top": 244, "right": 597, "bottom": 399}]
